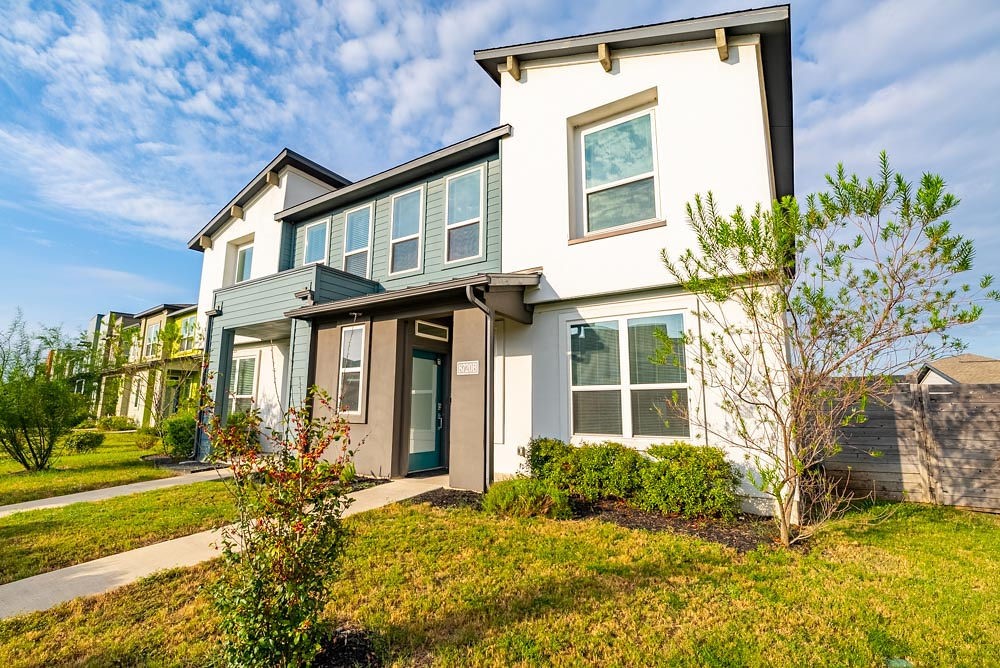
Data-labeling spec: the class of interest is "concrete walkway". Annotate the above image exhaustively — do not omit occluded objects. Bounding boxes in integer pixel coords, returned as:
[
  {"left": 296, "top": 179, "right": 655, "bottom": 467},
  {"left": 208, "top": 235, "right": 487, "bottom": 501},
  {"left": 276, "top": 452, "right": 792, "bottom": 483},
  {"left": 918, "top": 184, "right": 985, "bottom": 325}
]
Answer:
[
  {"left": 0, "top": 468, "right": 233, "bottom": 519},
  {"left": 0, "top": 474, "right": 447, "bottom": 619}
]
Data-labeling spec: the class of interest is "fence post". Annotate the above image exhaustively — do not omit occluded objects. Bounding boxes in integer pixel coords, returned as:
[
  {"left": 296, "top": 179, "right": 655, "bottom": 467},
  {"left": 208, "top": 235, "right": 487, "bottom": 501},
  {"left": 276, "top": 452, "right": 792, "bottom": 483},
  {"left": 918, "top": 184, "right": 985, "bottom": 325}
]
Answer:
[{"left": 914, "top": 384, "right": 941, "bottom": 505}]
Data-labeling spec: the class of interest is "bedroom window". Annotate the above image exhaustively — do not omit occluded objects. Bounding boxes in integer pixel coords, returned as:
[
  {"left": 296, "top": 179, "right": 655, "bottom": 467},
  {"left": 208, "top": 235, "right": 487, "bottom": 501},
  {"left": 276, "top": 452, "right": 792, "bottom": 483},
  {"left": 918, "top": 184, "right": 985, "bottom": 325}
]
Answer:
[
  {"left": 343, "top": 204, "right": 373, "bottom": 278},
  {"left": 302, "top": 220, "right": 329, "bottom": 265},
  {"left": 578, "top": 109, "right": 658, "bottom": 234},
  {"left": 235, "top": 243, "right": 254, "bottom": 283},
  {"left": 445, "top": 167, "right": 484, "bottom": 262},
  {"left": 569, "top": 313, "right": 688, "bottom": 438},
  {"left": 389, "top": 187, "right": 423, "bottom": 275}
]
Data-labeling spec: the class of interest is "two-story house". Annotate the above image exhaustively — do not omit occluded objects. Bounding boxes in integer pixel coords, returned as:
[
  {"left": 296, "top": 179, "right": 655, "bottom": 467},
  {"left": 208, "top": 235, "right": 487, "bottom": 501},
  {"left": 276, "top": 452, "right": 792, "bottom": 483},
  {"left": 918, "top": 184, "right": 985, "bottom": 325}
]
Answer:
[{"left": 190, "top": 6, "right": 792, "bottom": 506}]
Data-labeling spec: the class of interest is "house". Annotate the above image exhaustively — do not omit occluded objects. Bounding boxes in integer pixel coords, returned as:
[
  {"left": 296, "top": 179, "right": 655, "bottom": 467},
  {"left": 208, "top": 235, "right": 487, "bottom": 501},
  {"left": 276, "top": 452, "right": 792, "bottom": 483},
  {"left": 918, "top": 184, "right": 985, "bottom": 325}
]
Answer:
[
  {"left": 190, "top": 6, "right": 792, "bottom": 506},
  {"left": 916, "top": 353, "right": 1000, "bottom": 385},
  {"left": 94, "top": 304, "right": 201, "bottom": 426}
]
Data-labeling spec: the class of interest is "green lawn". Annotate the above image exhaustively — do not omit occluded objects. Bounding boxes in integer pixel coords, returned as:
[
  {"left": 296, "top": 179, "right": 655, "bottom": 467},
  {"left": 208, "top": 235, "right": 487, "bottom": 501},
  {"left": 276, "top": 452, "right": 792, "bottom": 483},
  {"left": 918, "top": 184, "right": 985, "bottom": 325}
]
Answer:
[
  {"left": 0, "top": 480, "right": 235, "bottom": 584},
  {"left": 0, "top": 432, "right": 176, "bottom": 506},
  {"left": 1, "top": 502, "right": 997, "bottom": 667}
]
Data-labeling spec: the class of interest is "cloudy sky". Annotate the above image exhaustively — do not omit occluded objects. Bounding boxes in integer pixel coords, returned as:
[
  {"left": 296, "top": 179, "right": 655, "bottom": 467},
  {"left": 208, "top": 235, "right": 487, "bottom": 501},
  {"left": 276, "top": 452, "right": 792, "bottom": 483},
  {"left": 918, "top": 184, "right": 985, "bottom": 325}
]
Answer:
[{"left": 0, "top": 0, "right": 997, "bottom": 355}]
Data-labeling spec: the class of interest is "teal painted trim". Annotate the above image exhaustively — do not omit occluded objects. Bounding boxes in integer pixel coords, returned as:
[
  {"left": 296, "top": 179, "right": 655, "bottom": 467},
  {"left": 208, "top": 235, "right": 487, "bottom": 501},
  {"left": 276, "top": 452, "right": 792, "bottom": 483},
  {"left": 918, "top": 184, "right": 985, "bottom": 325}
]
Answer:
[{"left": 289, "top": 154, "right": 501, "bottom": 288}]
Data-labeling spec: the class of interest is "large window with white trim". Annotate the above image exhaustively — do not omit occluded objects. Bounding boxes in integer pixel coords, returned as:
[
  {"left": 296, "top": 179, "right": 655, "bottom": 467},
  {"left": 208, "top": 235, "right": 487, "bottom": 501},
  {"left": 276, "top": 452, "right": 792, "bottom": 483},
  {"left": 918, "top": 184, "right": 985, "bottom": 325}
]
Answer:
[
  {"left": 343, "top": 204, "right": 372, "bottom": 278},
  {"left": 389, "top": 188, "right": 422, "bottom": 274},
  {"left": 143, "top": 322, "right": 161, "bottom": 358},
  {"left": 302, "top": 220, "right": 329, "bottom": 265},
  {"left": 445, "top": 167, "right": 483, "bottom": 262},
  {"left": 229, "top": 356, "right": 257, "bottom": 414},
  {"left": 569, "top": 313, "right": 688, "bottom": 438},
  {"left": 338, "top": 325, "right": 365, "bottom": 414},
  {"left": 578, "top": 108, "right": 659, "bottom": 234},
  {"left": 235, "top": 242, "right": 254, "bottom": 283},
  {"left": 179, "top": 316, "right": 197, "bottom": 352}
]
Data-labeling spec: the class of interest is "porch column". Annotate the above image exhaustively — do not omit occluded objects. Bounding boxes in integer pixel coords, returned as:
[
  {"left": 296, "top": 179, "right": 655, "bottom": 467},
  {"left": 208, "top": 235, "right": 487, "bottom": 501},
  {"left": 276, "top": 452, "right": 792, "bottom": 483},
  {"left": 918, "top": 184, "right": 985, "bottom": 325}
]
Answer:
[{"left": 449, "top": 307, "right": 488, "bottom": 491}]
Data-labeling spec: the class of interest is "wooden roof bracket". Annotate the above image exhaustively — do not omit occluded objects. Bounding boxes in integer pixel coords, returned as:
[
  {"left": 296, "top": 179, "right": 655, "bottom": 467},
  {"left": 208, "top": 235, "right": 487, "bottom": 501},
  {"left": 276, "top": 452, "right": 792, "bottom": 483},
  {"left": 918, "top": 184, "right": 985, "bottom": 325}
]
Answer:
[
  {"left": 715, "top": 28, "right": 729, "bottom": 61},
  {"left": 597, "top": 43, "right": 612, "bottom": 72},
  {"left": 265, "top": 171, "right": 280, "bottom": 187},
  {"left": 229, "top": 204, "right": 244, "bottom": 220},
  {"left": 505, "top": 55, "right": 521, "bottom": 82}
]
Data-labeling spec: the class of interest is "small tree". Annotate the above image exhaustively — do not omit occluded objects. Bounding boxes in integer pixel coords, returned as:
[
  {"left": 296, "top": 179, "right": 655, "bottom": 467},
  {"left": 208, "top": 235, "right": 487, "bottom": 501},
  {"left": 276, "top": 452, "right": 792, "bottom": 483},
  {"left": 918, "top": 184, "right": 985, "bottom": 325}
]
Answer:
[
  {"left": 661, "top": 154, "right": 997, "bottom": 546},
  {"left": 0, "top": 312, "right": 87, "bottom": 471},
  {"left": 203, "top": 387, "right": 355, "bottom": 667},
  {"left": 146, "top": 320, "right": 203, "bottom": 456}
]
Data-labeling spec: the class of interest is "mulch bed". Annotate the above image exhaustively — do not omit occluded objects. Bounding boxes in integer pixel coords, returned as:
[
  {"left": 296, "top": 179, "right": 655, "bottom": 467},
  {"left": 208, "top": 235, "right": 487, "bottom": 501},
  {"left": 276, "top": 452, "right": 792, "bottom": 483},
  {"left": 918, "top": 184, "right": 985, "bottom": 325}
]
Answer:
[
  {"left": 407, "top": 487, "right": 774, "bottom": 552},
  {"left": 139, "top": 454, "right": 225, "bottom": 473},
  {"left": 572, "top": 499, "right": 776, "bottom": 552},
  {"left": 314, "top": 626, "right": 382, "bottom": 667}
]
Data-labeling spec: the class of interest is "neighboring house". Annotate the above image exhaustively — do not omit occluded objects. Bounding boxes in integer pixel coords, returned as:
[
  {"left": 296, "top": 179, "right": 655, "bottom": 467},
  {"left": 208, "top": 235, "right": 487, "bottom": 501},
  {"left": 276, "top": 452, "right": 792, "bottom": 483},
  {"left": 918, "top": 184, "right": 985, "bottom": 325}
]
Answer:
[
  {"left": 916, "top": 354, "right": 1000, "bottom": 385},
  {"left": 94, "top": 304, "right": 201, "bottom": 426},
  {"left": 190, "top": 6, "right": 793, "bottom": 504}
]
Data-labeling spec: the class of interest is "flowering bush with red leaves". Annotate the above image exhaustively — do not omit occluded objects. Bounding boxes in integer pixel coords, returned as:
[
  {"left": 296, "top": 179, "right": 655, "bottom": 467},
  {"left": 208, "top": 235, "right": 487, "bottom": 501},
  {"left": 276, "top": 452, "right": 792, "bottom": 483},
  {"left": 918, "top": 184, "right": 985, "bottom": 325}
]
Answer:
[{"left": 202, "top": 387, "right": 355, "bottom": 668}]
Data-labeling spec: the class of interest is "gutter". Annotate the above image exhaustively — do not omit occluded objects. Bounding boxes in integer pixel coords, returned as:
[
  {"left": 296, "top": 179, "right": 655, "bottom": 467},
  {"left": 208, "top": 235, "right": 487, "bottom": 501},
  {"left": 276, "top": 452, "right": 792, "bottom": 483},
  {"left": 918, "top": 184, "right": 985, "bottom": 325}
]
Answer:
[{"left": 465, "top": 285, "right": 495, "bottom": 492}]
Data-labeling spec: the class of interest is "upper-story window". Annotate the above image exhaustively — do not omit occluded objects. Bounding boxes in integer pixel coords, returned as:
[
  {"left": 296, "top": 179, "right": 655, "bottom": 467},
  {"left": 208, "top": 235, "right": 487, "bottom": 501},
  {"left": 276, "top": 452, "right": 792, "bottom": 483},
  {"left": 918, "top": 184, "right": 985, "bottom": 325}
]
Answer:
[
  {"left": 343, "top": 204, "right": 373, "bottom": 278},
  {"left": 302, "top": 220, "right": 329, "bottom": 265},
  {"left": 578, "top": 108, "right": 659, "bottom": 234},
  {"left": 179, "top": 316, "right": 197, "bottom": 352},
  {"left": 445, "top": 167, "right": 484, "bottom": 263},
  {"left": 235, "top": 242, "right": 254, "bottom": 283},
  {"left": 389, "top": 187, "right": 423, "bottom": 275},
  {"left": 144, "top": 322, "right": 161, "bottom": 358}
]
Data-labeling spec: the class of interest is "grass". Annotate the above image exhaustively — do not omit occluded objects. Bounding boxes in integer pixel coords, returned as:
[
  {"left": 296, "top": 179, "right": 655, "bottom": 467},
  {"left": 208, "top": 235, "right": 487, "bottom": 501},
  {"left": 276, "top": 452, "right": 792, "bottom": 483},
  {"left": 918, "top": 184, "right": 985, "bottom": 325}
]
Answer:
[
  {"left": 0, "top": 480, "right": 236, "bottom": 584},
  {"left": 1, "top": 502, "right": 997, "bottom": 667},
  {"left": 0, "top": 432, "right": 176, "bottom": 506}
]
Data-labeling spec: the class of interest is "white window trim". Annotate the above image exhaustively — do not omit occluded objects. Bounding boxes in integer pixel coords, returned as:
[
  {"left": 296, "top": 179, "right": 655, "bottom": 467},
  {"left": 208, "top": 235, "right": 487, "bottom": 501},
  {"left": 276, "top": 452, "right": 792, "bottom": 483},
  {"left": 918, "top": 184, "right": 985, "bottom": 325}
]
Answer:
[
  {"left": 301, "top": 219, "right": 330, "bottom": 266},
  {"left": 577, "top": 106, "right": 661, "bottom": 237},
  {"left": 342, "top": 202, "right": 374, "bottom": 279},
  {"left": 388, "top": 185, "right": 425, "bottom": 277},
  {"left": 143, "top": 323, "right": 161, "bottom": 358},
  {"left": 415, "top": 319, "right": 449, "bottom": 342},
  {"left": 179, "top": 316, "right": 197, "bottom": 352},
  {"left": 235, "top": 242, "right": 254, "bottom": 283},
  {"left": 443, "top": 165, "right": 486, "bottom": 265},
  {"left": 566, "top": 309, "right": 689, "bottom": 441},
  {"left": 337, "top": 325, "right": 365, "bottom": 415},
  {"left": 228, "top": 352, "right": 260, "bottom": 414}
]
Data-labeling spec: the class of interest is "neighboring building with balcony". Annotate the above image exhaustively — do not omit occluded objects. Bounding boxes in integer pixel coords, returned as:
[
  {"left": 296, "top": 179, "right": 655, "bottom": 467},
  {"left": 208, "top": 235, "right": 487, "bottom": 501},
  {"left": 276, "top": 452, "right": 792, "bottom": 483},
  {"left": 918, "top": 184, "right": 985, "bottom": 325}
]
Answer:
[{"left": 190, "top": 6, "right": 793, "bottom": 506}]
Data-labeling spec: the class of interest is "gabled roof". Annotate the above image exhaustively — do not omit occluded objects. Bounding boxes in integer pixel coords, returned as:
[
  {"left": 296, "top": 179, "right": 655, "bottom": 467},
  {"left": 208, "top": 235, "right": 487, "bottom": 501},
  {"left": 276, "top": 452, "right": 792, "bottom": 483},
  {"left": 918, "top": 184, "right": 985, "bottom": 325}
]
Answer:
[
  {"left": 917, "top": 353, "right": 1000, "bottom": 385},
  {"left": 473, "top": 5, "right": 793, "bottom": 198},
  {"left": 133, "top": 303, "right": 196, "bottom": 320},
  {"left": 187, "top": 149, "right": 352, "bottom": 250},
  {"left": 275, "top": 125, "right": 511, "bottom": 224}
]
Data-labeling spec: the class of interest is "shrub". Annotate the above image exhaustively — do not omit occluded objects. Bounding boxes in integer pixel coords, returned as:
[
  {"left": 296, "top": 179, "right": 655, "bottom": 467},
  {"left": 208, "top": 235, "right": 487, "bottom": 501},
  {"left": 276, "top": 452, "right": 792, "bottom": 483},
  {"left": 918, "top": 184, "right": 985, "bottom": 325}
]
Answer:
[
  {"left": 339, "top": 460, "right": 357, "bottom": 485},
  {"left": 97, "top": 416, "right": 137, "bottom": 431},
  {"left": 162, "top": 412, "right": 197, "bottom": 459},
  {"left": 482, "top": 478, "right": 572, "bottom": 519},
  {"left": 0, "top": 375, "right": 88, "bottom": 470},
  {"left": 633, "top": 442, "right": 741, "bottom": 518},
  {"left": 524, "top": 436, "right": 573, "bottom": 482},
  {"left": 206, "top": 388, "right": 355, "bottom": 667},
  {"left": 63, "top": 431, "right": 105, "bottom": 453},
  {"left": 77, "top": 417, "right": 97, "bottom": 429},
  {"left": 549, "top": 441, "right": 646, "bottom": 502},
  {"left": 134, "top": 433, "right": 158, "bottom": 450}
]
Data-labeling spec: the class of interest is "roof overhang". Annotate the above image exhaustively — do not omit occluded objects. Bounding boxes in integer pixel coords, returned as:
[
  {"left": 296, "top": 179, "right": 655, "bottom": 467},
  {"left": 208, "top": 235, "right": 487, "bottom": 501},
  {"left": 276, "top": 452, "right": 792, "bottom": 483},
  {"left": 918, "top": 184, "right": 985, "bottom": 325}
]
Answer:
[
  {"left": 187, "top": 149, "right": 352, "bottom": 251},
  {"left": 473, "top": 5, "right": 793, "bottom": 198},
  {"left": 285, "top": 272, "right": 540, "bottom": 323},
  {"left": 275, "top": 125, "right": 511, "bottom": 224},
  {"left": 132, "top": 303, "right": 196, "bottom": 320}
]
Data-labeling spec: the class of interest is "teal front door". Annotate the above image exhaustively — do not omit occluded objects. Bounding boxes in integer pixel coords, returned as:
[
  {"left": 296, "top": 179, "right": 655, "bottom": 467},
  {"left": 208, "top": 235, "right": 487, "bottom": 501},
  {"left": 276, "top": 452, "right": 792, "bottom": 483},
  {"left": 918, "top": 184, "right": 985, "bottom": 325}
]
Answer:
[{"left": 408, "top": 350, "right": 444, "bottom": 472}]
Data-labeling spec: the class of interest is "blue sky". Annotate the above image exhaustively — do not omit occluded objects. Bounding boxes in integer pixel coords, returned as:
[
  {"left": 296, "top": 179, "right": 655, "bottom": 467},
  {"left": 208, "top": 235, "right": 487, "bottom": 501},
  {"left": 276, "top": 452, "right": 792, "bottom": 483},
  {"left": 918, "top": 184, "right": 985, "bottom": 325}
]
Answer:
[{"left": 0, "top": 0, "right": 998, "bottom": 356}]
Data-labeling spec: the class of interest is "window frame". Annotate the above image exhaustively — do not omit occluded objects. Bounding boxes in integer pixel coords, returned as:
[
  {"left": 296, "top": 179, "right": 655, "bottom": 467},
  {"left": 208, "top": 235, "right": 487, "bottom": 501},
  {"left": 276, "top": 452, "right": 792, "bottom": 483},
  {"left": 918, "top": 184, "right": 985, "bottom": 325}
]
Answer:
[
  {"left": 577, "top": 106, "right": 661, "bottom": 237},
  {"left": 566, "top": 309, "right": 689, "bottom": 440},
  {"left": 342, "top": 202, "right": 374, "bottom": 279},
  {"left": 337, "top": 325, "right": 365, "bottom": 416},
  {"left": 301, "top": 219, "right": 330, "bottom": 266},
  {"left": 143, "top": 322, "right": 161, "bottom": 358},
  {"left": 443, "top": 165, "right": 486, "bottom": 265},
  {"left": 387, "top": 185, "right": 425, "bottom": 277},
  {"left": 235, "top": 242, "right": 254, "bottom": 283},
  {"left": 179, "top": 316, "right": 197, "bottom": 352},
  {"left": 228, "top": 352, "right": 260, "bottom": 415}
]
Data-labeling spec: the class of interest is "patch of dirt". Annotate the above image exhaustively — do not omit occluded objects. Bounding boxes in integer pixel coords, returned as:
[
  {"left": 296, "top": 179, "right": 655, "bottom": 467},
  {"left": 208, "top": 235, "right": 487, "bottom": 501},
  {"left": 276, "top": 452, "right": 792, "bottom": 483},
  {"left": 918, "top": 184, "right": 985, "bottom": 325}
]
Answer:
[
  {"left": 405, "top": 487, "right": 483, "bottom": 510},
  {"left": 314, "top": 626, "right": 382, "bottom": 667},
  {"left": 572, "top": 499, "right": 776, "bottom": 553}
]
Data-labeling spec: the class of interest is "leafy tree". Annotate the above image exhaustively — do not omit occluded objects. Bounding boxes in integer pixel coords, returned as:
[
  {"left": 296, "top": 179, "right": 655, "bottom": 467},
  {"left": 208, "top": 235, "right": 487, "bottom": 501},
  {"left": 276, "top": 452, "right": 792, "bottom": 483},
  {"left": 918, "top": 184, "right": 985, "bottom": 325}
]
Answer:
[
  {"left": 661, "top": 153, "right": 998, "bottom": 546},
  {"left": 0, "top": 312, "right": 88, "bottom": 471}
]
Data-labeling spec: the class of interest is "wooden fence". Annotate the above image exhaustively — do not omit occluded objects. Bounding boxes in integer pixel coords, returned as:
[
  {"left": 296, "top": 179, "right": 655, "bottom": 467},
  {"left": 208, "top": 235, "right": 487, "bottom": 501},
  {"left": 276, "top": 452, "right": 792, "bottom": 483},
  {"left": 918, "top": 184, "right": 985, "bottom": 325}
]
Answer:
[{"left": 824, "top": 383, "right": 1000, "bottom": 513}]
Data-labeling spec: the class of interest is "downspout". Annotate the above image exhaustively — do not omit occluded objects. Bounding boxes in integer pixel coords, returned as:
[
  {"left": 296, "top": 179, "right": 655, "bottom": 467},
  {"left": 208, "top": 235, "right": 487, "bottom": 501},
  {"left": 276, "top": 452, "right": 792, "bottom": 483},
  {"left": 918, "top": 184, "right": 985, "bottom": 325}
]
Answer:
[{"left": 465, "top": 284, "right": 494, "bottom": 492}]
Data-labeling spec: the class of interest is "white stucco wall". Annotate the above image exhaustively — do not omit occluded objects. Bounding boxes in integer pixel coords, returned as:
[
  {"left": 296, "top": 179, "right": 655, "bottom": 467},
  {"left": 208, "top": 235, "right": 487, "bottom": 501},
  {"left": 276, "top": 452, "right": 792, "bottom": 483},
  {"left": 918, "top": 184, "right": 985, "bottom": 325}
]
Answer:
[
  {"left": 498, "top": 37, "right": 774, "bottom": 304},
  {"left": 231, "top": 339, "right": 290, "bottom": 450},
  {"left": 195, "top": 168, "right": 335, "bottom": 327}
]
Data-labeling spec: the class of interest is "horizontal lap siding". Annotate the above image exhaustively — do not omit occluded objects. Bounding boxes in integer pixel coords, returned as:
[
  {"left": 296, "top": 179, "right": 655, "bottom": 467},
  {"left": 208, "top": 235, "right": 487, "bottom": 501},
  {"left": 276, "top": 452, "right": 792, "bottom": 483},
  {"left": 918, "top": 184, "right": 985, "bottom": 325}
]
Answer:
[
  {"left": 288, "top": 155, "right": 501, "bottom": 287},
  {"left": 825, "top": 384, "right": 1000, "bottom": 510}
]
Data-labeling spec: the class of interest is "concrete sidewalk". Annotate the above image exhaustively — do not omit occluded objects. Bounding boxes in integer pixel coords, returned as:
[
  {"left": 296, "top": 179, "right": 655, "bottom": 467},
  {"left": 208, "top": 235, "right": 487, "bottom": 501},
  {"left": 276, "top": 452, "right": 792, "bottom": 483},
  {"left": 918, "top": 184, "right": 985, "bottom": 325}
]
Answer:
[
  {"left": 0, "top": 468, "right": 233, "bottom": 519},
  {"left": 0, "top": 474, "right": 447, "bottom": 619}
]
